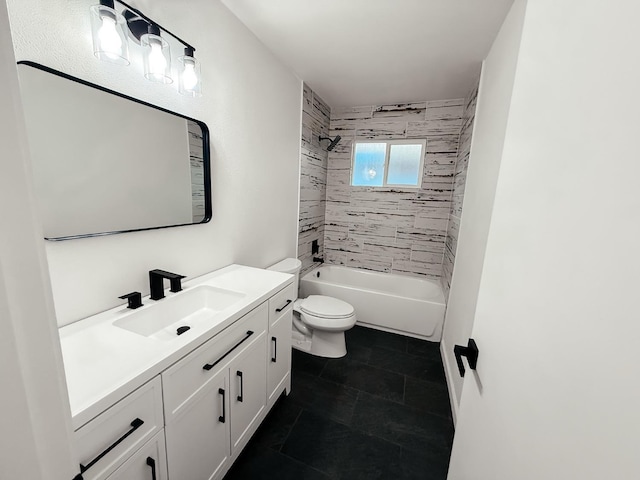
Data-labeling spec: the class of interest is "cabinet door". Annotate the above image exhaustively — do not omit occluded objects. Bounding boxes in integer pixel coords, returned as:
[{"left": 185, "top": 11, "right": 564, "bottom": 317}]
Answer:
[
  {"left": 230, "top": 333, "right": 267, "bottom": 452},
  {"left": 162, "top": 303, "right": 268, "bottom": 422},
  {"left": 106, "top": 431, "right": 168, "bottom": 480},
  {"left": 267, "top": 310, "right": 292, "bottom": 406},
  {"left": 165, "top": 367, "right": 230, "bottom": 480}
]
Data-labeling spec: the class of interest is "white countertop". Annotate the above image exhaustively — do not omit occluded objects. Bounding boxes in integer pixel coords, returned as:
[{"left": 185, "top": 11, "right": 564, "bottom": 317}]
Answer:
[{"left": 58, "top": 264, "right": 293, "bottom": 430}]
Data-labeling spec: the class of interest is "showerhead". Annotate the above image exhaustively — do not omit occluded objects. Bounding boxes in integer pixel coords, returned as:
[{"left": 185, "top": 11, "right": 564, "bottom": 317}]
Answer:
[{"left": 319, "top": 135, "right": 342, "bottom": 151}]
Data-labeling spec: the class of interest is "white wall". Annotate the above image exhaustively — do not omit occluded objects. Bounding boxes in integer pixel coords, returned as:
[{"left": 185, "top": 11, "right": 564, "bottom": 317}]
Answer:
[
  {"left": 441, "top": 0, "right": 526, "bottom": 419},
  {"left": 6, "top": 0, "right": 302, "bottom": 326},
  {"left": 0, "top": 1, "right": 76, "bottom": 477},
  {"left": 448, "top": 0, "right": 640, "bottom": 478}
]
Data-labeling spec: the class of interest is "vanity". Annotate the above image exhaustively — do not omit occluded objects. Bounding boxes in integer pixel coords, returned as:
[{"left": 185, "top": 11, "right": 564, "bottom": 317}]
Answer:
[{"left": 60, "top": 265, "right": 295, "bottom": 480}]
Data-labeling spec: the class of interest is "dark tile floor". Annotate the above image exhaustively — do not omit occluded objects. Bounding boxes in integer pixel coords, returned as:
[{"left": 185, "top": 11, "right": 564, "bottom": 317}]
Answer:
[{"left": 224, "top": 326, "right": 454, "bottom": 480}]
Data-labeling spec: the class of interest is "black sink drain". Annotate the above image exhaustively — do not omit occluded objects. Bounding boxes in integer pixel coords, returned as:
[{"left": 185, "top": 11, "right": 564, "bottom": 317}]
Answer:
[{"left": 176, "top": 326, "right": 191, "bottom": 336}]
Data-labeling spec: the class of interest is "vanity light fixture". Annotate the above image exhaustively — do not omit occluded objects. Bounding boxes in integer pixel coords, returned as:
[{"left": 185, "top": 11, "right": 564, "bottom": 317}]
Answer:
[
  {"left": 178, "top": 47, "right": 202, "bottom": 97},
  {"left": 89, "top": 0, "right": 201, "bottom": 93},
  {"left": 90, "top": 0, "right": 130, "bottom": 65}
]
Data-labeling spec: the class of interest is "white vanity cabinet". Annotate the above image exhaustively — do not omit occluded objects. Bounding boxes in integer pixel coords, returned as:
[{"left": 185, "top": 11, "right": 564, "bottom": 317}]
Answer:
[
  {"left": 267, "top": 284, "right": 294, "bottom": 407},
  {"left": 162, "top": 303, "right": 269, "bottom": 480},
  {"left": 63, "top": 266, "right": 294, "bottom": 480}
]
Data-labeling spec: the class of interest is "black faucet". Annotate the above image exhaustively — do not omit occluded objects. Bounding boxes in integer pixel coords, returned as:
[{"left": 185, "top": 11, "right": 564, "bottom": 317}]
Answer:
[
  {"left": 313, "top": 257, "right": 324, "bottom": 264},
  {"left": 149, "top": 269, "right": 186, "bottom": 300}
]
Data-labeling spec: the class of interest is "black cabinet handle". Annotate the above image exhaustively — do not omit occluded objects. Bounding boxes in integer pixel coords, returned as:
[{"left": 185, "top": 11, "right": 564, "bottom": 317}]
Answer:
[
  {"left": 271, "top": 336, "right": 277, "bottom": 363},
  {"left": 203, "top": 331, "right": 254, "bottom": 371},
  {"left": 275, "top": 299, "right": 292, "bottom": 313},
  {"left": 218, "top": 388, "right": 226, "bottom": 423},
  {"left": 237, "top": 371, "right": 244, "bottom": 402},
  {"left": 454, "top": 339, "right": 479, "bottom": 377},
  {"left": 146, "top": 457, "right": 157, "bottom": 480},
  {"left": 119, "top": 292, "right": 143, "bottom": 309},
  {"left": 79, "top": 418, "right": 144, "bottom": 473}
]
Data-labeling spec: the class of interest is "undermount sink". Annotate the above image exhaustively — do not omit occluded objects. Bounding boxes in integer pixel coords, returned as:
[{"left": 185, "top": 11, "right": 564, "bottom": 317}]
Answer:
[{"left": 113, "top": 285, "right": 246, "bottom": 341}]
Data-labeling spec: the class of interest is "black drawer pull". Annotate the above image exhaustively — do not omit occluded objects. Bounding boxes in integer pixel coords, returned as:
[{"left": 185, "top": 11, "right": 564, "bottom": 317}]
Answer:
[
  {"left": 146, "top": 457, "right": 157, "bottom": 480},
  {"left": 79, "top": 418, "right": 144, "bottom": 473},
  {"left": 237, "top": 371, "right": 244, "bottom": 402},
  {"left": 275, "top": 299, "right": 292, "bottom": 313},
  {"left": 218, "top": 388, "right": 226, "bottom": 423},
  {"left": 271, "top": 336, "right": 277, "bottom": 363},
  {"left": 203, "top": 330, "right": 254, "bottom": 371}
]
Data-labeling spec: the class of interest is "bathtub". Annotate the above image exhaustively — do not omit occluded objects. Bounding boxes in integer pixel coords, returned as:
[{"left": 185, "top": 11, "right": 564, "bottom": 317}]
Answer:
[{"left": 299, "top": 265, "right": 446, "bottom": 341}]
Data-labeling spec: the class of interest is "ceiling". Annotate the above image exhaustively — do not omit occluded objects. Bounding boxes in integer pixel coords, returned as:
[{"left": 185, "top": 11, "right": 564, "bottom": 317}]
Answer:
[{"left": 221, "top": 0, "right": 514, "bottom": 108}]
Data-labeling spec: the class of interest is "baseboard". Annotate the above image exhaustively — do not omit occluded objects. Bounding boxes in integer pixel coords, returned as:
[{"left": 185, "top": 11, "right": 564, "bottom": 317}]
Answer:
[{"left": 440, "top": 338, "right": 459, "bottom": 426}]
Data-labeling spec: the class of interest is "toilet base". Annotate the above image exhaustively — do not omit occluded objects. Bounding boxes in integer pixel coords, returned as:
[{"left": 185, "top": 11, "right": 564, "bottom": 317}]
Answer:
[
  {"left": 311, "top": 330, "right": 347, "bottom": 358},
  {"left": 291, "top": 327, "right": 348, "bottom": 358},
  {"left": 291, "top": 330, "right": 312, "bottom": 353}
]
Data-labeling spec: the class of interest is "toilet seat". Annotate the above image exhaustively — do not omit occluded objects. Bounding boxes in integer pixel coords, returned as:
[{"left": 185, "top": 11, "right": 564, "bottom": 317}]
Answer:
[
  {"left": 300, "top": 310, "right": 356, "bottom": 331},
  {"left": 295, "top": 295, "right": 356, "bottom": 331},
  {"left": 298, "top": 295, "right": 354, "bottom": 319}
]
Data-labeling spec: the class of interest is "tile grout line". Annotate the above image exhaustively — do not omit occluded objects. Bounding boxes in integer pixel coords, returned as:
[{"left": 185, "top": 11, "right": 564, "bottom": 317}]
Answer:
[
  {"left": 402, "top": 374, "right": 407, "bottom": 405},
  {"left": 276, "top": 439, "right": 336, "bottom": 480},
  {"left": 316, "top": 358, "right": 329, "bottom": 377},
  {"left": 275, "top": 404, "right": 304, "bottom": 454}
]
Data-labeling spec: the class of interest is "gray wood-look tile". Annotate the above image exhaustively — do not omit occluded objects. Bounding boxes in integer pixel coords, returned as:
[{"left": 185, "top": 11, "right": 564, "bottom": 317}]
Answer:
[
  {"left": 439, "top": 75, "right": 480, "bottom": 299},
  {"left": 298, "top": 84, "right": 330, "bottom": 273},
  {"left": 321, "top": 90, "right": 476, "bottom": 280}
]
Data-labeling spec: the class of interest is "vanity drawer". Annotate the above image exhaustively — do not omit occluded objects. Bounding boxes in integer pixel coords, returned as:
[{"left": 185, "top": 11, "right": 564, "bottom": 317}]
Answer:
[
  {"left": 268, "top": 283, "right": 296, "bottom": 326},
  {"left": 162, "top": 302, "right": 268, "bottom": 422},
  {"left": 74, "top": 376, "right": 163, "bottom": 480}
]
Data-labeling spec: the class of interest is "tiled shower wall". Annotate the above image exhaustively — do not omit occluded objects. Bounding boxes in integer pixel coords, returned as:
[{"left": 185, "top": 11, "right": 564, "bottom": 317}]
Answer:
[
  {"left": 442, "top": 79, "right": 480, "bottom": 298},
  {"left": 324, "top": 100, "right": 464, "bottom": 278},
  {"left": 298, "top": 84, "right": 331, "bottom": 276}
]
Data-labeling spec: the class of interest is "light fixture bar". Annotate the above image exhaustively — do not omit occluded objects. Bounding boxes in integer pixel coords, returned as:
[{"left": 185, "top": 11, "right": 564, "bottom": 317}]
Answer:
[{"left": 116, "top": 0, "right": 195, "bottom": 53}]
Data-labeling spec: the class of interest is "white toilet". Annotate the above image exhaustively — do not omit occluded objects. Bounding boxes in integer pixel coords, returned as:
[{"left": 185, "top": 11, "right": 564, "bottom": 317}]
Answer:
[{"left": 268, "top": 258, "right": 356, "bottom": 358}]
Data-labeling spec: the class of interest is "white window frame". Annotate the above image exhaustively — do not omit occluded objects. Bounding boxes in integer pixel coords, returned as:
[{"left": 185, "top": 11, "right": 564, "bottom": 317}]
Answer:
[{"left": 350, "top": 139, "right": 426, "bottom": 188}]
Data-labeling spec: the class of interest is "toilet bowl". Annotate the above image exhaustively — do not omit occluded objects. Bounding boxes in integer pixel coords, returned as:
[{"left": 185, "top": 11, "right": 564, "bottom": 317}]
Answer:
[{"left": 268, "top": 258, "right": 356, "bottom": 358}]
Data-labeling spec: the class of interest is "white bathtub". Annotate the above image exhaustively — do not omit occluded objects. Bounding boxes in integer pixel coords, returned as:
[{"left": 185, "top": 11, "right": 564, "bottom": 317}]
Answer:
[{"left": 299, "top": 265, "right": 446, "bottom": 341}]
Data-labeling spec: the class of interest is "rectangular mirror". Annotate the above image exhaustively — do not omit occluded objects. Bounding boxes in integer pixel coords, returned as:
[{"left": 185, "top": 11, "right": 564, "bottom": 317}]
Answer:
[{"left": 17, "top": 61, "right": 211, "bottom": 240}]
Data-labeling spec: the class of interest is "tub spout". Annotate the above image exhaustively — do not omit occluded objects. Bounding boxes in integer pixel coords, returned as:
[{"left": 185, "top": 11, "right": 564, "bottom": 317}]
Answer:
[{"left": 313, "top": 257, "right": 324, "bottom": 264}]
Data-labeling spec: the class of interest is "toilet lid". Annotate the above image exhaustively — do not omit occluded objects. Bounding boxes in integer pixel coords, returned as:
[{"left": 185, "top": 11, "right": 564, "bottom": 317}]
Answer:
[{"left": 299, "top": 295, "right": 354, "bottom": 319}]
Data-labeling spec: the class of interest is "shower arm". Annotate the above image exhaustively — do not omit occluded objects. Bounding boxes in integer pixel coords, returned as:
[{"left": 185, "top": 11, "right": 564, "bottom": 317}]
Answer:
[{"left": 318, "top": 135, "right": 342, "bottom": 151}]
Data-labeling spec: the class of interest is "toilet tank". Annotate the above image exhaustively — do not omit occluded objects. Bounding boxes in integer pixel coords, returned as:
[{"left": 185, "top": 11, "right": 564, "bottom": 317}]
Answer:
[{"left": 267, "top": 258, "right": 302, "bottom": 297}]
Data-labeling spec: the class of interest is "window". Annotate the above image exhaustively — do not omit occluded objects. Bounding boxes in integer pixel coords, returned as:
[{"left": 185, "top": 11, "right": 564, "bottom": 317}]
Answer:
[{"left": 351, "top": 139, "right": 426, "bottom": 188}]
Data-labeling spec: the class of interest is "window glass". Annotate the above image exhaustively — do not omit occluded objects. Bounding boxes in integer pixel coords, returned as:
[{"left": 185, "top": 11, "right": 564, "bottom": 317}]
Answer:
[
  {"left": 352, "top": 142, "right": 386, "bottom": 187},
  {"left": 386, "top": 144, "right": 423, "bottom": 185}
]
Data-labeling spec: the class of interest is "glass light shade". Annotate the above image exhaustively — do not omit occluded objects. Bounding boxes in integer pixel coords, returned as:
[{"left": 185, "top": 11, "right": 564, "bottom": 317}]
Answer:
[
  {"left": 90, "top": 4, "right": 130, "bottom": 65},
  {"left": 178, "top": 53, "right": 202, "bottom": 97},
  {"left": 141, "top": 33, "right": 172, "bottom": 84}
]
